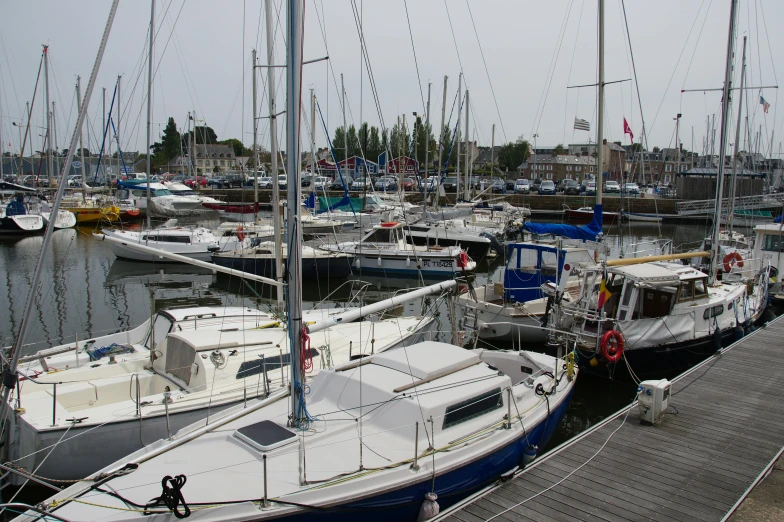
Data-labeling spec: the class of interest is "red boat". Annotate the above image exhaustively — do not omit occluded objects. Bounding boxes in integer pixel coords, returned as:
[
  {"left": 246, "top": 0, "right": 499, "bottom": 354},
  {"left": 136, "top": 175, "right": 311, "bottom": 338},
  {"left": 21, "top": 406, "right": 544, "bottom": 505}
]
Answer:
[
  {"left": 564, "top": 206, "right": 620, "bottom": 225},
  {"left": 202, "top": 202, "right": 259, "bottom": 214}
]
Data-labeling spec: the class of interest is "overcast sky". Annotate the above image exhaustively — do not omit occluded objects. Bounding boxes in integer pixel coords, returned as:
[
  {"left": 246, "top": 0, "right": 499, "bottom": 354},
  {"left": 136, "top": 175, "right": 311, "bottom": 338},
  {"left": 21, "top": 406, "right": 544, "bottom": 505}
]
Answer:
[{"left": 1, "top": 0, "right": 782, "bottom": 160}]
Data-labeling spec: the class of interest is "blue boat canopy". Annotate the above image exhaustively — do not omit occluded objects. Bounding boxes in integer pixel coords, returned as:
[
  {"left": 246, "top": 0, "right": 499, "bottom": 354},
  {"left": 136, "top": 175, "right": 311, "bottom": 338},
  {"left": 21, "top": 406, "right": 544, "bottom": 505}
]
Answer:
[{"left": 523, "top": 204, "right": 603, "bottom": 241}]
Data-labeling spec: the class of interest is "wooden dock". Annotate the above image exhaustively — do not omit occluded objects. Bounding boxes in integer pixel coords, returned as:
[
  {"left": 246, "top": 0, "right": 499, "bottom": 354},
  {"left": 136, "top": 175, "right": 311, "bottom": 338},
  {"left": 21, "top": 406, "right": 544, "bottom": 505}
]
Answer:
[{"left": 436, "top": 316, "right": 784, "bottom": 521}]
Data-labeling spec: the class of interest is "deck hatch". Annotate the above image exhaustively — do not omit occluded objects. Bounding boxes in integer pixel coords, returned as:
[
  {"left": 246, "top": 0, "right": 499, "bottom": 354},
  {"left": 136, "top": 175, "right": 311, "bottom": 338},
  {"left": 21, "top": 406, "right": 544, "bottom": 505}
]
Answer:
[
  {"left": 442, "top": 387, "right": 503, "bottom": 429},
  {"left": 234, "top": 421, "right": 297, "bottom": 452}
]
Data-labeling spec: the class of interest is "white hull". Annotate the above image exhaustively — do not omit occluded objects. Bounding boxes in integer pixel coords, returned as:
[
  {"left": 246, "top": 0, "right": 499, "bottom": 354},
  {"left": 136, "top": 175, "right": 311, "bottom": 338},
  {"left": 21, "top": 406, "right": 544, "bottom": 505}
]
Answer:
[
  {"left": 40, "top": 209, "right": 77, "bottom": 229},
  {"left": 625, "top": 212, "right": 663, "bottom": 223},
  {"left": 99, "top": 228, "right": 241, "bottom": 262}
]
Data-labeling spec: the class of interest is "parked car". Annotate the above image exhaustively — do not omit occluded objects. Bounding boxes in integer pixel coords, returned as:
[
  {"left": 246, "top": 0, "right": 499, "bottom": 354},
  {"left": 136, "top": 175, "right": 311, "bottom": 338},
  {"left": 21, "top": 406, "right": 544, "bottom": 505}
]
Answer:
[
  {"left": 374, "top": 176, "right": 397, "bottom": 191},
  {"left": 301, "top": 174, "right": 313, "bottom": 188},
  {"left": 278, "top": 174, "right": 287, "bottom": 190},
  {"left": 252, "top": 176, "right": 273, "bottom": 189},
  {"left": 442, "top": 177, "right": 458, "bottom": 192},
  {"left": 604, "top": 180, "right": 621, "bottom": 193},
  {"left": 491, "top": 179, "right": 506, "bottom": 193},
  {"left": 67, "top": 175, "right": 82, "bottom": 187},
  {"left": 585, "top": 181, "right": 597, "bottom": 196},
  {"left": 538, "top": 180, "right": 556, "bottom": 195},
  {"left": 184, "top": 175, "right": 208, "bottom": 188},
  {"left": 562, "top": 179, "right": 580, "bottom": 195},
  {"left": 421, "top": 177, "right": 437, "bottom": 191},
  {"left": 312, "top": 177, "right": 331, "bottom": 190},
  {"left": 623, "top": 182, "right": 640, "bottom": 195},
  {"left": 328, "top": 175, "right": 352, "bottom": 191},
  {"left": 401, "top": 177, "right": 418, "bottom": 191},
  {"left": 514, "top": 179, "right": 530, "bottom": 194},
  {"left": 206, "top": 177, "right": 226, "bottom": 188},
  {"left": 351, "top": 176, "right": 373, "bottom": 191},
  {"left": 531, "top": 179, "right": 542, "bottom": 193}
]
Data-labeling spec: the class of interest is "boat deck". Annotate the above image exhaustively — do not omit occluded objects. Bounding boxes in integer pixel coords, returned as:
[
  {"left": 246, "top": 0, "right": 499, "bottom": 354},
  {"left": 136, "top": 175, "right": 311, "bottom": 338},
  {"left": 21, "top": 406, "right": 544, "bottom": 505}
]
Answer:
[{"left": 436, "top": 315, "right": 784, "bottom": 521}]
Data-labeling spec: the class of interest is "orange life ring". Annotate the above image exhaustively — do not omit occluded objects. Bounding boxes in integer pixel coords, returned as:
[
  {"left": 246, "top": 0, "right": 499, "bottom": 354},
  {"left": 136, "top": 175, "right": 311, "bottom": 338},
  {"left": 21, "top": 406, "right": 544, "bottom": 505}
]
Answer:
[
  {"left": 723, "top": 251, "right": 744, "bottom": 273},
  {"left": 236, "top": 225, "right": 245, "bottom": 242},
  {"left": 456, "top": 250, "right": 469, "bottom": 268},
  {"left": 600, "top": 330, "right": 624, "bottom": 363},
  {"left": 380, "top": 221, "right": 398, "bottom": 228}
]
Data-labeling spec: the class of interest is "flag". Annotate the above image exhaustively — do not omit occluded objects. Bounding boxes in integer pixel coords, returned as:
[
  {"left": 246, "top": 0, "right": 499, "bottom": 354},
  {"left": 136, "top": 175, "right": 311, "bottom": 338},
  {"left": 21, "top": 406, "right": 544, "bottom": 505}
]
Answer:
[
  {"left": 574, "top": 118, "right": 590, "bottom": 131},
  {"left": 761, "top": 96, "right": 770, "bottom": 114},
  {"left": 623, "top": 118, "right": 634, "bottom": 141},
  {"left": 596, "top": 274, "right": 612, "bottom": 309}
]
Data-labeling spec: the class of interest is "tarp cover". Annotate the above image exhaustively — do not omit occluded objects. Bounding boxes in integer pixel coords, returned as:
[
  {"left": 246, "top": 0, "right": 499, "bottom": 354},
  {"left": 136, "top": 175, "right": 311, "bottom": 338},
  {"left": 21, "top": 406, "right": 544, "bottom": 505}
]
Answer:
[
  {"left": 315, "top": 195, "right": 361, "bottom": 214},
  {"left": 523, "top": 204, "right": 603, "bottom": 241}
]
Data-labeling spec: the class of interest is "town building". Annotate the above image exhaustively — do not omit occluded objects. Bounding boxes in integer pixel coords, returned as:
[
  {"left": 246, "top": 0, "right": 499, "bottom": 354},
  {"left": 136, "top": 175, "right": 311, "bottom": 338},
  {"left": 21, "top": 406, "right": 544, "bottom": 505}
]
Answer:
[{"left": 519, "top": 154, "right": 597, "bottom": 182}]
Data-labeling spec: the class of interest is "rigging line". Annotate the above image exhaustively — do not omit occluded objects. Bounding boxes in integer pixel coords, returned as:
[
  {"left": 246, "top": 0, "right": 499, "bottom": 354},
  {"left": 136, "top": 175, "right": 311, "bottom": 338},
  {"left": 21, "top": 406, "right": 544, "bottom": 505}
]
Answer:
[
  {"left": 531, "top": 0, "right": 574, "bottom": 138},
  {"left": 402, "top": 0, "right": 426, "bottom": 113},
  {"left": 562, "top": 0, "right": 586, "bottom": 145},
  {"left": 443, "top": 0, "right": 464, "bottom": 72},
  {"left": 464, "top": 0, "right": 507, "bottom": 143},
  {"left": 647, "top": 0, "right": 712, "bottom": 139},
  {"left": 313, "top": 0, "right": 346, "bottom": 131},
  {"left": 0, "top": 25, "right": 23, "bottom": 118},
  {"left": 680, "top": 0, "right": 710, "bottom": 90},
  {"left": 758, "top": 0, "right": 778, "bottom": 138},
  {"left": 242, "top": 0, "right": 246, "bottom": 170}
]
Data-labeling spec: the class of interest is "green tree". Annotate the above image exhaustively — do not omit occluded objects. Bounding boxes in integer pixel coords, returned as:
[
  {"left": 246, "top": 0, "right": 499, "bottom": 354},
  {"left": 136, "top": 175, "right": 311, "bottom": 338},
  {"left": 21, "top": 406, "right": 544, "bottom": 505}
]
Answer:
[
  {"left": 151, "top": 117, "right": 182, "bottom": 167},
  {"left": 345, "top": 124, "right": 359, "bottom": 158},
  {"left": 219, "top": 138, "right": 252, "bottom": 157},
  {"left": 389, "top": 122, "right": 411, "bottom": 159},
  {"left": 381, "top": 129, "right": 389, "bottom": 157},
  {"left": 181, "top": 125, "right": 218, "bottom": 150},
  {"left": 498, "top": 138, "right": 530, "bottom": 172},
  {"left": 413, "top": 117, "right": 435, "bottom": 169},
  {"left": 332, "top": 127, "right": 346, "bottom": 161},
  {"left": 553, "top": 144, "right": 567, "bottom": 156},
  {"left": 439, "top": 124, "right": 457, "bottom": 169},
  {"left": 367, "top": 126, "right": 382, "bottom": 161}
]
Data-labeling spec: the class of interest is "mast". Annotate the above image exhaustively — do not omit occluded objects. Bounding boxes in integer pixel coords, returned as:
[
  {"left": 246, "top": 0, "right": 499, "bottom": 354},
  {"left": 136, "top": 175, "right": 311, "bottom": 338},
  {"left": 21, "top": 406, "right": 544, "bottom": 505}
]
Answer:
[
  {"left": 595, "top": 0, "right": 604, "bottom": 205},
  {"left": 674, "top": 113, "right": 681, "bottom": 179},
  {"left": 435, "top": 75, "right": 447, "bottom": 210},
  {"left": 76, "top": 76, "right": 86, "bottom": 182},
  {"left": 264, "top": 0, "right": 283, "bottom": 307},
  {"left": 491, "top": 123, "right": 495, "bottom": 177},
  {"left": 341, "top": 73, "right": 347, "bottom": 163},
  {"left": 424, "top": 82, "right": 431, "bottom": 207},
  {"left": 252, "top": 48, "right": 258, "bottom": 224},
  {"left": 0, "top": 0, "right": 120, "bottom": 437},
  {"left": 456, "top": 72, "right": 462, "bottom": 201},
  {"left": 102, "top": 88, "right": 106, "bottom": 180},
  {"left": 285, "top": 0, "right": 305, "bottom": 426},
  {"left": 44, "top": 45, "right": 52, "bottom": 188},
  {"left": 310, "top": 88, "right": 316, "bottom": 191},
  {"left": 464, "top": 89, "right": 470, "bottom": 201},
  {"left": 52, "top": 102, "right": 58, "bottom": 173},
  {"left": 145, "top": 0, "right": 154, "bottom": 229},
  {"left": 726, "top": 36, "right": 747, "bottom": 234},
  {"left": 709, "top": 0, "right": 739, "bottom": 285}
]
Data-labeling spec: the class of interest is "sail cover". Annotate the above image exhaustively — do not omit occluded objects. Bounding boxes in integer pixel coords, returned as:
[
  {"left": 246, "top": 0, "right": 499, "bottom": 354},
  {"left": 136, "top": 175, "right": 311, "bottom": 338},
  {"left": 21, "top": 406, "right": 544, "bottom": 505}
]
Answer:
[{"left": 523, "top": 204, "right": 603, "bottom": 241}]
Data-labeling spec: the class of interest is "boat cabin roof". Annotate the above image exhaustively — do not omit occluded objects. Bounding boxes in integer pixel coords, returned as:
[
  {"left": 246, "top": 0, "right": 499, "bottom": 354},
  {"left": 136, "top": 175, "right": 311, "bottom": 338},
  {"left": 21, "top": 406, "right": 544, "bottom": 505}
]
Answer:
[
  {"left": 370, "top": 221, "right": 405, "bottom": 230},
  {"left": 608, "top": 262, "right": 707, "bottom": 285},
  {"left": 755, "top": 223, "right": 784, "bottom": 235},
  {"left": 162, "top": 306, "right": 271, "bottom": 323}
]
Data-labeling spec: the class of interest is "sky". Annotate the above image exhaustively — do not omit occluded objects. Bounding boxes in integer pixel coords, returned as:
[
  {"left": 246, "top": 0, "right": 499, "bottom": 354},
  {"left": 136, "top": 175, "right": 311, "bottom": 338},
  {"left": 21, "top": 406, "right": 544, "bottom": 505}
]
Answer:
[{"left": 1, "top": 0, "right": 782, "bottom": 161}]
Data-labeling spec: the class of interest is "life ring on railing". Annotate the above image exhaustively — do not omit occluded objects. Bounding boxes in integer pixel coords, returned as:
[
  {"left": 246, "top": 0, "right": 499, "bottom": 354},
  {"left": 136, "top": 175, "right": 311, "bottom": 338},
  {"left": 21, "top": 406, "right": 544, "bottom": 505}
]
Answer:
[
  {"left": 723, "top": 251, "right": 744, "bottom": 273},
  {"left": 599, "top": 330, "right": 624, "bottom": 364},
  {"left": 380, "top": 221, "right": 398, "bottom": 228},
  {"left": 236, "top": 225, "right": 245, "bottom": 242},
  {"left": 456, "top": 250, "right": 469, "bottom": 268}
]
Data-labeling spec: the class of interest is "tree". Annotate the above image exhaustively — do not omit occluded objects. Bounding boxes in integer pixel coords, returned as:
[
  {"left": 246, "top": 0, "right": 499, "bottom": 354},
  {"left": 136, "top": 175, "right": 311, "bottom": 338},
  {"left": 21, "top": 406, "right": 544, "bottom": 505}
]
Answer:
[
  {"left": 498, "top": 138, "right": 530, "bottom": 172},
  {"left": 552, "top": 144, "right": 567, "bottom": 156},
  {"left": 181, "top": 125, "right": 218, "bottom": 151},
  {"left": 367, "top": 126, "right": 382, "bottom": 161},
  {"left": 381, "top": 129, "right": 389, "bottom": 156},
  {"left": 439, "top": 124, "right": 454, "bottom": 170},
  {"left": 413, "top": 117, "right": 435, "bottom": 169},
  {"left": 332, "top": 127, "right": 346, "bottom": 161},
  {"left": 219, "top": 138, "right": 252, "bottom": 157},
  {"left": 652, "top": 146, "right": 661, "bottom": 153},
  {"left": 345, "top": 124, "right": 359, "bottom": 158},
  {"left": 151, "top": 117, "right": 182, "bottom": 167},
  {"left": 628, "top": 143, "right": 643, "bottom": 153},
  {"left": 389, "top": 122, "right": 411, "bottom": 160}
]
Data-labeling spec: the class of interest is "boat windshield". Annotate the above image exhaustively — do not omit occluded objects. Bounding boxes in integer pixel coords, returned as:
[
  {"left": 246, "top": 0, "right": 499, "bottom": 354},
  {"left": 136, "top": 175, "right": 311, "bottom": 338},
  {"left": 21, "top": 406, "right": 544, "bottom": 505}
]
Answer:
[{"left": 145, "top": 314, "right": 172, "bottom": 349}]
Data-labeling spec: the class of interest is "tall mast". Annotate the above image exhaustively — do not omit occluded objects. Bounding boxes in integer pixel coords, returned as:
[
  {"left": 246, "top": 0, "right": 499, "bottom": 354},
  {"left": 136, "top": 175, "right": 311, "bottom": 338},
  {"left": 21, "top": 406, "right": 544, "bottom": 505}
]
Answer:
[
  {"left": 341, "top": 73, "right": 347, "bottom": 163},
  {"left": 145, "top": 0, "right": 154, "bottom": 229},
  {"left": 285, "top": 0, "right": 305, "bottom": 427},
  {"left": 456, "top": 73, "right": 462, "bottom": 201},
  {"left": 491, "top": 123, "right": 495, "bottom": 176},
  {"left": 464, "top": 89, "right": 470, "bottom": 201},
  {"left": 726, "top": 36, "right": 747, "bottom": 234},
  {"left": 44, "top": 45, "right": 52, "bottom": 188},
  {"left": 76, "top": 77, "right": 86, "bottom": 182},
  {"left": 0, "top": 0, "right": 120, "bottom": 436},
  {"left": 424, "top": 82, "right": 431, "bottom": 207},
  {"left": 709, "top": 0, "right": 739, "bottom": 285},
  {"left": 310, "top": 88, "right": 316, "bottom": 191},
  {"left": 252, "top": 48, "right": 259, "bottom": 224},
  {"left": 595, "top": 0, "right": 604, "bottom": 205},
  {"left": 264, "top": 0, "right": 283, "bottom": 308},
  {"left": 674, "top": 113, "right": 681, "bottom": 178},
  {"left": 436, "top": 75, "right": 447, "bottom": 210},
  {"left": 116, "top": 75, "right": 121, "bottom": 178}
]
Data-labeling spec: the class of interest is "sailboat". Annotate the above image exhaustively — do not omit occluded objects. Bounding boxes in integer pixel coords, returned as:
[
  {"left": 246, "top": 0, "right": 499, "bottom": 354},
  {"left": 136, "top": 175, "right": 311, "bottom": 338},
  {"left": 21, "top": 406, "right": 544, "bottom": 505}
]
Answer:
[{"left": 20, "top": 3, "right": 576, "bottom": 520}]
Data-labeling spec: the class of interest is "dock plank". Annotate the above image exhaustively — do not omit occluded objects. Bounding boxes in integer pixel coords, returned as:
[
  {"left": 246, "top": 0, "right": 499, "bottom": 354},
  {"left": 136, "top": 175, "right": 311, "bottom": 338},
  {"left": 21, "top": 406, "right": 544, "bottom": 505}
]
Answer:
[{"left": 437, "top": 317, "right": 784, "bottom": 521}]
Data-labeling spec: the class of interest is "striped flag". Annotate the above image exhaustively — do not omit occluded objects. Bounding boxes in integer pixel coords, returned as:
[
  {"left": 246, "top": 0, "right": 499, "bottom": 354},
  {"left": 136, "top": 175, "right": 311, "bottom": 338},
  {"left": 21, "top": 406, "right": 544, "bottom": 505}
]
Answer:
[
  {"left": 761, "top": 96, "right": 770, "bottom": 114},
  {"left": 574, "top": 118, "right": 590, "bottom": 131}
]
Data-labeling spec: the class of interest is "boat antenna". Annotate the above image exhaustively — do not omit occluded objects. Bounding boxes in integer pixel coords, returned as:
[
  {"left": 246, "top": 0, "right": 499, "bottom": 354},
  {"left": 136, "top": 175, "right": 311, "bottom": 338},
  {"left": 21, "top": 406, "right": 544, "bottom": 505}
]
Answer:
[{"left": 0, "top": 0, "right": 120, "bottom": 434}]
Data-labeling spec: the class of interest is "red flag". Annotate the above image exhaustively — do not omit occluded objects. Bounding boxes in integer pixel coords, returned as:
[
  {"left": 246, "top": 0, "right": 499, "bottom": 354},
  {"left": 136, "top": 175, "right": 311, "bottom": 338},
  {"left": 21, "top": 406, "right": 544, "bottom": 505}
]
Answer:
[{"left": 623, "top": 118, "right": 634, "bottom": 141}]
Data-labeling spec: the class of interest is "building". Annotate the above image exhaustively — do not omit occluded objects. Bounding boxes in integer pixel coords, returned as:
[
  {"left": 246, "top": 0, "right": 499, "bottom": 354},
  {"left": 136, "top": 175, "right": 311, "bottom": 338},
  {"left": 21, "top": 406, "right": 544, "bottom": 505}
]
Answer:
[
  {"left": 519, "top": 154, "right": 597, "bottom": 182},
  {"left": 567, "top": 141, "right": 626, "bottom": 179},
  {"left": 472, "top": 146, "right": 502, "bottom": 171},
  {"left": 388, "top": 156, "right": 419, "bottom": 176},
  {"left": 337, "top": 156, "right": 380, "bottom": 175},
  {"left": 676, "top": 167, "right": 765, "bottom": 200}
]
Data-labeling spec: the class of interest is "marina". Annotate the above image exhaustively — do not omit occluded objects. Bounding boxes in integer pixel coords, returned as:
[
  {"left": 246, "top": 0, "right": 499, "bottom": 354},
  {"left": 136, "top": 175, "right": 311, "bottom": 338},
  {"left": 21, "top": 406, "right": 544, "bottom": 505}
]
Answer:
[{"left": 0, "top": 0, "right": 783, "bottom": 520}]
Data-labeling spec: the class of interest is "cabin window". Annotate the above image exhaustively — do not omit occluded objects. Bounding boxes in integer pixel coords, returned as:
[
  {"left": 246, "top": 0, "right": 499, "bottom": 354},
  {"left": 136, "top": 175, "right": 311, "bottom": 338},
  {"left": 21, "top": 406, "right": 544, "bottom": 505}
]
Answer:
[
  {"left": 442, "top": 388, "right": 503, "bottom": 429},
  {"left": 540, "top": 251, "right": 558, "bottom": 278},
  {"left": 763, "top": 234, "right": 783, "bottom": 252},
  {"left": 512, "top": 248, "right": 539, "bottom": 274},
  {"left": 365, "top": 229, "right": 393, "bottom": 243},
  {"left": 640, "top": 287, "right": 676, "bottom": 318},
  {"left": 678, "top": 281, "right": 694, "bottom": 302},
  {"left": 694, "top": 278, "right": 708, "bottom": 297},
  {"left": 703, "top": 304, "right": 724, "bottom": 320},
  {"left": 142, "top": 235, "right": 191, "bottom": 244}
]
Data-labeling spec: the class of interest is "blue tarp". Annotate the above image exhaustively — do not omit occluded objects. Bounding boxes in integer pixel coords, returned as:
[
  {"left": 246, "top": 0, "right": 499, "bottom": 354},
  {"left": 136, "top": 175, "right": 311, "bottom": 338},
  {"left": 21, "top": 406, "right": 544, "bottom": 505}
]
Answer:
[
  {"left": 523, "top": 204, "right": 604, "bottom": 241},
  {"left": 775, "top": 214, "right": 782, "bottom": 224}
]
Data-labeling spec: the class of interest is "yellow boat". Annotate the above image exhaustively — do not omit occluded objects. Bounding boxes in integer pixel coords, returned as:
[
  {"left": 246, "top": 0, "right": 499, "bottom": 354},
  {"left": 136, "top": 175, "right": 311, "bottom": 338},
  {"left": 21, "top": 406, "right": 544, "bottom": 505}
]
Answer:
[{"left": 59, "top": 199, "right": 120, "bottom": 223}]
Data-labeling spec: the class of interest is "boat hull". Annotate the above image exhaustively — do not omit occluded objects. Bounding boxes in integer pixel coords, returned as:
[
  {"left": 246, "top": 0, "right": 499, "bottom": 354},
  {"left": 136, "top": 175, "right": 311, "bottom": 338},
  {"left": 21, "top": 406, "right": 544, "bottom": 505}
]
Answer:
[
  {"left": 0, "top": 215, "right": 45, "bottom": 236},
  {"left": 624, "top": 212, "right": 663, "bottom": 223},
  {"left": 212, "top": 254, "right": 354, "bottom": 279},
  {"left": 405, "top": 230, "right": 492, "bottom": 260},
  {"left": 565, "top": 209, "right": 620, "bottom": 225},
  {"left": 350, "top": 252, "right": 476, "bottom": 278}
]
